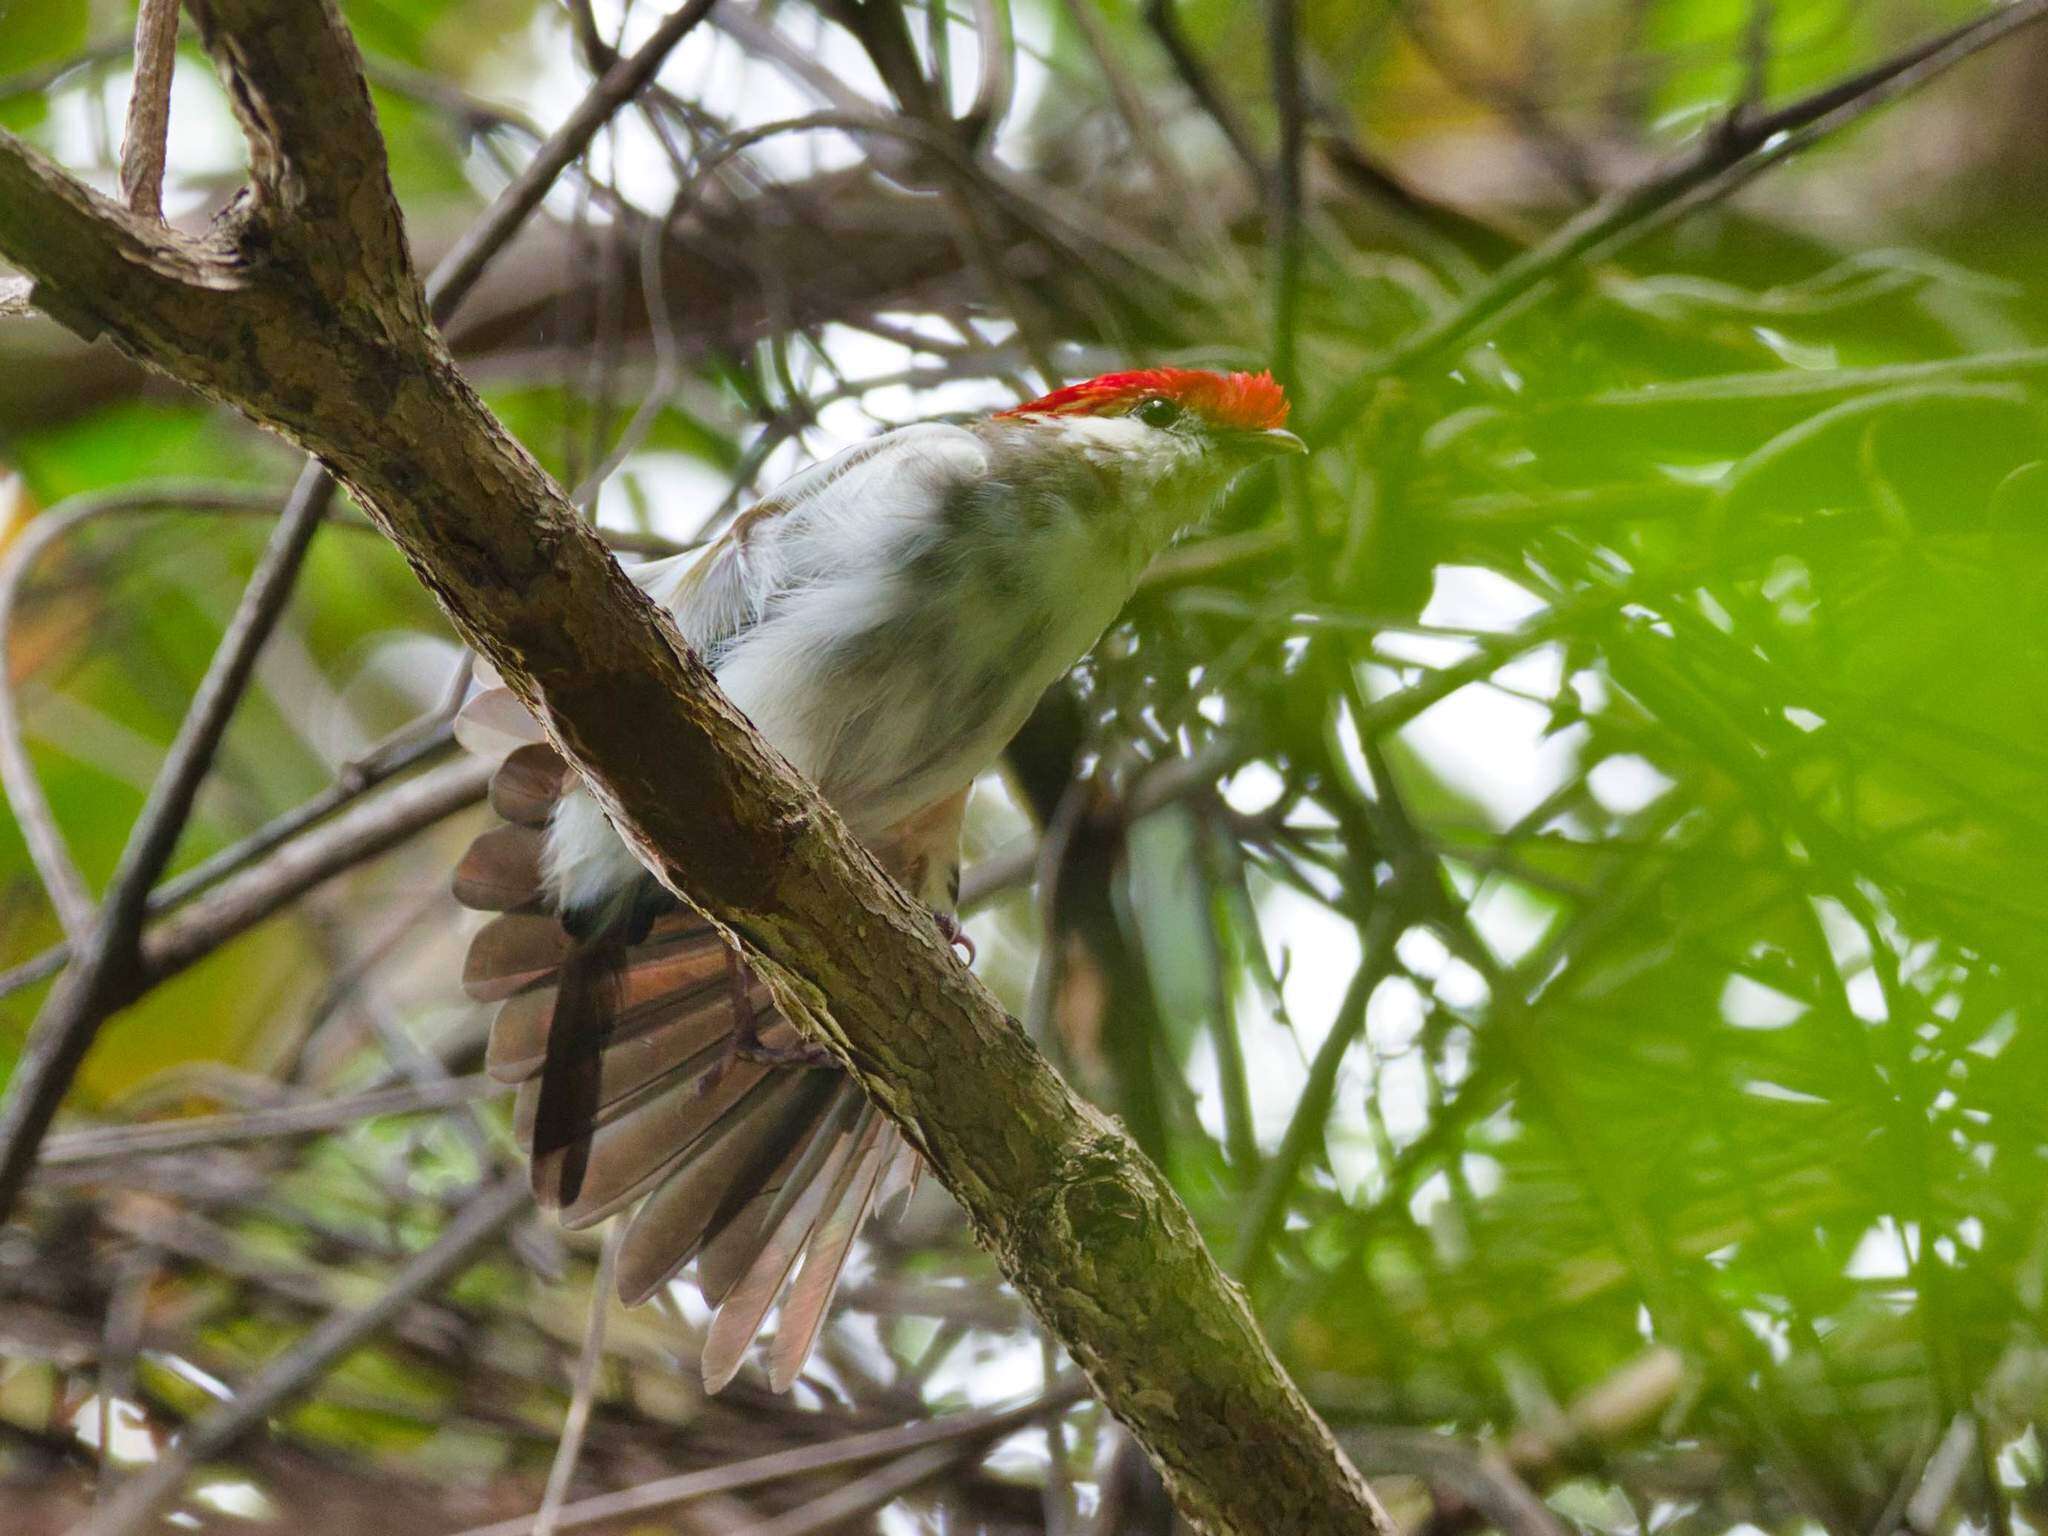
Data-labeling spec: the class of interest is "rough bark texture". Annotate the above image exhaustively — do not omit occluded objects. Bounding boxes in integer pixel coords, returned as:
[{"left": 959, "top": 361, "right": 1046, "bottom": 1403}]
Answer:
[{"left": 0, "top": 5, "right": 1390, "bottom": 1532}]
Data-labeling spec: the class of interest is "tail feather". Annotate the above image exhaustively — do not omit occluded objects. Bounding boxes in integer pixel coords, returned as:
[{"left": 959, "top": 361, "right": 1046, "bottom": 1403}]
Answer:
[
  {"left": 769, "top": 1120, "right": 897, "bottom": 1391},
  {"left": 490, "top": 742, "right": 568, "bottom": 825},
  {"left": 463, "top": 913, "right": 570, "bottom": 1002},
  {"left": 701, "top": 1104, "right": 882, "bottom": 1393},
  {"left": 454, "top": 823, "right": 547, "bottom": 911},
  {"left": 617, "top": 1070, "right": 837, "bottom": 1304},
  {"left": 529, "top": 934, "right": 623, "bottom": 1208},
  {"left": 545, "top": 1057, "right": 772, "bottom": 1227},
  {"left": 484, "top": 928, "right": 743, "bottom": 1082},
  {"left": 454, "top": 684, "right": 545, "bottom": 758},
  {"left": 698, "top": 1088, "right": 865, "bottom": 1309},
  {"left": 453, "top": 727, "right": 923, "bottom": 1393}
]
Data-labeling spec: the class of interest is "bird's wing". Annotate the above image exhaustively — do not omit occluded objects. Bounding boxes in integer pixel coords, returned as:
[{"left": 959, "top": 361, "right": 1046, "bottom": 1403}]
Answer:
[
  {"left": 455, "top": 421, "right": 987, "bottom": 704},
  {"left": 632, "top": 421, "right": 990, "bottom": 658}
]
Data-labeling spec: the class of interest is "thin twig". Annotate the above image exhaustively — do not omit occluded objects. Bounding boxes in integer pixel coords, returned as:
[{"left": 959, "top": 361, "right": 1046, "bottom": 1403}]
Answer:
[
  {"left": 38, "top": 1074, "right": 505, "bottom": 1167},
  {"left": 1561, "top": 346, "right": 2048, "bottom": 411},
  {"left": 93, "top": 1247, "right": 154, "bottom": 1503},
  {"left": 0, "top": 463, "right": 336, "bottom": 1219},
  {"left": 0, "top": 724, "right": 455, "bottom": 1005},
  {"left": 0, "top": 486, "right": 281, "bottom": 943},
  {"left": 1142, "top": 0, "right": 1265, "bottom": 194},
  {"left": 1267, "top": 0, "right": 1304, "bottom": 387},
  {"left": 1311, "top": 0, "right": 2048, "bottom": 441},
  {"left": 1044, "top": 1335, "right": 1076, "bottom": 1536},
  {"left": 532, "top": 1222, "right": 623, "bottom": 1536},
  {"left": 132, "top": 754, "right": 490, "bottom": 991},
  {"left": 1055, "top": 0, "right": 1194, "bottom": 208},
  {"left": 567, "top": 174, "right": 693, "bottom": 505},
  {"left": 1233, "top": 933, "right": 1394, "bottom": 1283},
  {"left": 118, "top": 0, "right": 181, "bottom": 217},
  {"left": 1312, "top": 128, "right": 1528, "bottom": 266},
  {"left": 1341, "top": 1428, "right": 1569, "bottom": 1536},
  {"left": 747, "top": 1444, "right": 965, "bottom": 1536},
  {"left": 447, "top": 1380, "right": 1090, "bottom": 1536},
  {"left": 958, "top": 0, "right": 1017, "bottom": 147},
  {"left": 0, "top": 751, "right": 492, "bottom": 1039},
  {"left": 0, "top": 37, "right": 136, "bottom": 102},
  {"left": 1265, "top": 0, "right": 1313, "bottom": 572},
  {"left": 73, "top": 1173, "right": 530, "bottom": 1536},
  {"left": 425, "top": 0, "right": 721, "bottom": 315}
]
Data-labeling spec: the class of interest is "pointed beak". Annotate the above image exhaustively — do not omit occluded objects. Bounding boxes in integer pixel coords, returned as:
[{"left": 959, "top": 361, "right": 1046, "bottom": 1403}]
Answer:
[{"left": 1229, "top": 428, "right": 1308, "bottom": 460}]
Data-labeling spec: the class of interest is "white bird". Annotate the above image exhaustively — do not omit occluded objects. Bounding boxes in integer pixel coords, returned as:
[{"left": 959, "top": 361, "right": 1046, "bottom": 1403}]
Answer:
[{"left": 453, "top": 368, "right": 1303, "bottom": 1391}]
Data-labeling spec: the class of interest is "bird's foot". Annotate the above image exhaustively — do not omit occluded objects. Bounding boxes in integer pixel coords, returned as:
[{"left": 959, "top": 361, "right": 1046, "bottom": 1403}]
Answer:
[
  {"left": 700, "top": 949, "right": 835, "bottom": 1087},
  {"left": 934, "top": 910, "right": 976, "bottom": 964},
  {"left": 735, "top": 1018, "right": 837, "bottom": 1070}
]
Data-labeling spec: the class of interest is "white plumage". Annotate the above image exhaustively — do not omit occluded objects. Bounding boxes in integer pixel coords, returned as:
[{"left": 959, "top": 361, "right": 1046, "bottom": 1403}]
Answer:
[
  {"left": 545, "top": 408, "right": 1284, "bottom": 916},
  {"left": 455, "top": 368, "right": 1303, "bottom": 1392}
]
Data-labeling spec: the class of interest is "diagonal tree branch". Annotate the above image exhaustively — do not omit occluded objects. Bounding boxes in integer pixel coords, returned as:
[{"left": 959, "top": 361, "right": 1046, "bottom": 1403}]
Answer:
[
  {"left": 0, "top": 130, "right": 229, "bottom": 345},
  {"left": 0, "top": 0, "right": 722, "bottom": 1224},
  {"left": 0, "top": 3, "right": 1388, "bottom": 1531}
]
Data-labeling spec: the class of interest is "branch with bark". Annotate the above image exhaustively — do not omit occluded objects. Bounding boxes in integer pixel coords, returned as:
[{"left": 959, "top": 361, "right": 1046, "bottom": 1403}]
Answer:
[{"left": 0, "top": 4, "right": 1385, "bottom": 1532}]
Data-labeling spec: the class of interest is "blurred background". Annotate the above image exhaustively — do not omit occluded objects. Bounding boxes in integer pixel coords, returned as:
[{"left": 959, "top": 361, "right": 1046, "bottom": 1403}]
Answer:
[{"left": 3, "top": 0, "right": 2047, "bottom": 1531}]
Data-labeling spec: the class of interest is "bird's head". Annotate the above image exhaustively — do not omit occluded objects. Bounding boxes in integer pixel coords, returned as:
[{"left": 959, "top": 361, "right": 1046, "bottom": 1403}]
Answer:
[{"left": 992, "top": 367, "right": 1305, "bottom": 542}]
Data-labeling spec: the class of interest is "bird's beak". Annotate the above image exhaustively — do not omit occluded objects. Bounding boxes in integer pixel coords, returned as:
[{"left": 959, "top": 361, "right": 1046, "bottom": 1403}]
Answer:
[{"left": 1230, "top": 428, "right": 1308, "bottom": 460}]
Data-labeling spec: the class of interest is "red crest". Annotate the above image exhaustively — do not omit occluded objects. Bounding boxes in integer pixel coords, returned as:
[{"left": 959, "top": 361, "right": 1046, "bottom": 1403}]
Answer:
[{"left": 999, "top": 368, "right": 1290, "bottom": 432}]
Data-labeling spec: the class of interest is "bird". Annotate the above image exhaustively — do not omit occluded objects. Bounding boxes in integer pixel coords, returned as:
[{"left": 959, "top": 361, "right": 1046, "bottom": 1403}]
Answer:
[{"left": 451, "top": 367, "right": 1303, "bottom": 1392}]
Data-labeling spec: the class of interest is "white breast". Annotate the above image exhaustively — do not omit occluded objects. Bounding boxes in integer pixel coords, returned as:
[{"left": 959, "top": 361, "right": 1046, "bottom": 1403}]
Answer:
[{"left": 545, "top": 420, "right": 1152, "bottom": 915}]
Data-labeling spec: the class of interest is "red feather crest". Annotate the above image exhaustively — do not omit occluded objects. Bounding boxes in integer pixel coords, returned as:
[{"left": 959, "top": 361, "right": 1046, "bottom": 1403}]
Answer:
[{"left": 999, "top": 368, "right": 1290, "bottom": 432}]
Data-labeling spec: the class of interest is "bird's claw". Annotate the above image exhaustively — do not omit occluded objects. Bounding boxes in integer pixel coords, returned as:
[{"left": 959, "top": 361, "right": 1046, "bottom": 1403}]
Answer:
[
  {"left": 934, "top": 911, "right": 976, "bottom": 964},
  {"left": 713, "top": 947, "right": 834, "bottom": 1076}
]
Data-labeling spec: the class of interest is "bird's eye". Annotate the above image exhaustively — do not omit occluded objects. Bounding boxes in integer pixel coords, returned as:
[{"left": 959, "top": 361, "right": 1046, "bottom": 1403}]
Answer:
[{"left": 1135, "top": 396, "right": 1183, "bottom": 429}]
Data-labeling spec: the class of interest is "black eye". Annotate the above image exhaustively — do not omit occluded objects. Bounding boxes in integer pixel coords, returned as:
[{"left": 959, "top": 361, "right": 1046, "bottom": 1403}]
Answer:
[{"left": 1136, "top": 396, "right": 1182, "bottom": 429}]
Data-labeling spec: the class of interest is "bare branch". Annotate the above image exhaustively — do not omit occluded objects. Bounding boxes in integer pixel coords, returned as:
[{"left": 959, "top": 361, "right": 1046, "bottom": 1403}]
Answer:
[
  {"left": 1055, "top": 0, "right": 1195, "bottom": 210},
  {"left": 426, "top": 0, "right": 718, "bottom": 313},
  {"left": 134, "top": 754, "right": 491, "bottom": 990},
  {"left": 746, "top": 1443, "right": 968, "bottom": 1536},
  {"left": 0, "top": 750, "right": 495, "bottom": 1012},
  {"left": 1143, "top": 0, "right": 1265, "bottom": 194},
  {"left": 0, "top": 724, "right": 455, "bottom": 1005},
  {"left": 0, "top": 127, "right": 224, "bottom": 348},
  {"left": 0, "top": 465, "right": 334, "bottom": 1217},
  {"left": 1265, "top": 0, "right": 1305, "bottom": 390},
  {"left": 1234, "top": 933, "right": 1396, "bottom": 1284},
  {"left": 186, "top": 0, "right": 420, "bottom": 310},
  {"left": 531, "top": 1223, "right": 622, "bottom": 1536},
  {"left": 39, "top": 1073, "right": 505, "bottom": 1167},
  {"left": 75, "top": 1173, "right": 530, "bottom": 1536},
  {"left": 1411, "top": 1348, "right": 1688, "bottom": 1536},
  {"left": 1347, "top": 1431, "right": 1568, "bottom": 1536},
  {"left": 450, "top": 1382, "right": 1090, "bottom": 1536},
  {"left": 119, "top": 0, "right": 182, "bottom": 217},
  {"left": 0, "top": 36, "right": 136, "bottom": 103},
  {"left": 0, "top": 484, "right": 338, "bottom": 954}
]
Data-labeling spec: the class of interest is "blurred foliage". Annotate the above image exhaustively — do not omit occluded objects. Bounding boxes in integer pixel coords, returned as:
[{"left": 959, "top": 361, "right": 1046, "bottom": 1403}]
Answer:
[{"left": 3, "top": 0, "right": 2048, "bottom": 1532}]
